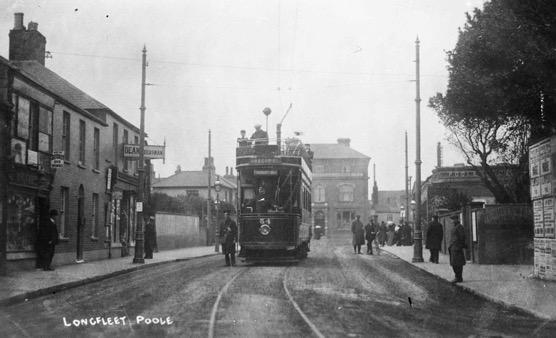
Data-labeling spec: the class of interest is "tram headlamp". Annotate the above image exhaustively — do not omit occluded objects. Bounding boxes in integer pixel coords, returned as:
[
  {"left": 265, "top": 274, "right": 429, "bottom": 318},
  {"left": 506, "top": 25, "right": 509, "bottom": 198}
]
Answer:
[{"left": 259, "top": 224, "right": 271, "bottom": 236}]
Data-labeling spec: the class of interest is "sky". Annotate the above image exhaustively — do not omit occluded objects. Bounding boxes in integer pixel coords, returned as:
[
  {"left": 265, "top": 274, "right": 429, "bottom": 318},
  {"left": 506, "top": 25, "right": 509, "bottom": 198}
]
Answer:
[{"left": 1, "top": 0, "right": 486, "bottom": 192}]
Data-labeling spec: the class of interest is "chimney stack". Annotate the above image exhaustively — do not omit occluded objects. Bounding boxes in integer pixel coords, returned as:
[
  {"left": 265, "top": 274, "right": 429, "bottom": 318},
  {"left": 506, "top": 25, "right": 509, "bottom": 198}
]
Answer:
[
  {"left": 9, "top": 13, "right": 47, "bottom": 65},
  {"left": 14, "top": 13, "right": 24, "bottom": 30},
  {"left": 337, "top": 138, "right": 351, "bottom": 147}
]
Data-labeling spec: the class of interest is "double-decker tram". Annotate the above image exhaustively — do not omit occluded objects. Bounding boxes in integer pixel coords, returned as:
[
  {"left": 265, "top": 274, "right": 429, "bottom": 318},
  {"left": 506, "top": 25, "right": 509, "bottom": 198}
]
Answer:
[{"left": 236, "top": 136, "right": 313, "bottom": 262}]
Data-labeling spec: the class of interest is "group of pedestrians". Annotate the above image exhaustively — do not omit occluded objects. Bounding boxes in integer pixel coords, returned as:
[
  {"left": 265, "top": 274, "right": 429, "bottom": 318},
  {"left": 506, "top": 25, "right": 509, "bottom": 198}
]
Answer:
[
  {"left": 425, "top": 214, "right": 467, "bottom": 283},
  {"left": 351, "top": 215, "right": 383, "bottom": 255},
  {"left": 351, "top": 212, "right": 467, "bottom": 284}
]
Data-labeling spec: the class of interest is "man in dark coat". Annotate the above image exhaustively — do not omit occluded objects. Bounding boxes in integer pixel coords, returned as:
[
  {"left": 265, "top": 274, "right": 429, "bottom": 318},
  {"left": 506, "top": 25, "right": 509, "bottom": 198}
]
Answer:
[
  {"left": 144, "top": 216, "right": 157, "bottom": 259},
  {"left": 38, "top": 209, "right": 59, "bottom": 271},
  {"left": 426, "top": 215, "right": 443, "bottom": 264},
  {"left": 448, "top": 214, "right": 467, "bottom": 283},
  {"left": 364, "top": 219, "right": 376, "bottom": 255},
  {"left": 378, "top": 221, "right": 387, "bottom": 247},
  {"left": 351, "top": 215, "right": 365, "bottom": 254},
  {"left": 220, "top": 211, "right": 238, "bottom": 266}
]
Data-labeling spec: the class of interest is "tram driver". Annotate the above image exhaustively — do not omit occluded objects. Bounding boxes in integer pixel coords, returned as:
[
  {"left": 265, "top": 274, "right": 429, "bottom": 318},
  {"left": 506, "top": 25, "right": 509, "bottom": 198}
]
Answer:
[{"left": 253, "top": 182, "right": 277, "bottom": 213}]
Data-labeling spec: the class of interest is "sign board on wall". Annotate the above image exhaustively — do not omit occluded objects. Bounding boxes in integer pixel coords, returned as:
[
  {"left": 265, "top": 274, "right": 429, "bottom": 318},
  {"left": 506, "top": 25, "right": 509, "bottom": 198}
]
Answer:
[
  {"left": 51, "top": 151, "right": 64, "bottom": 168},
  {"left": 123, "top": 144, "right": 165, "bottom": 160}
]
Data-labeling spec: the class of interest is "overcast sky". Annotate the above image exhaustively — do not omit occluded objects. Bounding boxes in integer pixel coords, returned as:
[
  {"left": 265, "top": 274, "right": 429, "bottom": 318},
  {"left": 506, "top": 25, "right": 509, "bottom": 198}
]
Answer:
[{"left": 1, "top": 0, "right": 485, "bottom": 192}]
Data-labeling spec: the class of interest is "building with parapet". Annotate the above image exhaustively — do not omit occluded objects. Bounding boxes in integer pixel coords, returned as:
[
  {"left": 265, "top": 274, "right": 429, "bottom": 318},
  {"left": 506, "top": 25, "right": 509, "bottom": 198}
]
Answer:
[{"left": 310, "top": 138, "right": 370, "bottom": 235}]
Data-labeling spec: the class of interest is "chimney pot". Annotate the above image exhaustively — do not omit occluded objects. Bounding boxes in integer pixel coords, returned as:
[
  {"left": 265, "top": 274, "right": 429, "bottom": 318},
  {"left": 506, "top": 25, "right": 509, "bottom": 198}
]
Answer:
[
  {"left": 14, "top": 13, "right": 24, "bottom": 30},
  {"left": 28, "top": 21, "right": 38, "bottom": 31}
]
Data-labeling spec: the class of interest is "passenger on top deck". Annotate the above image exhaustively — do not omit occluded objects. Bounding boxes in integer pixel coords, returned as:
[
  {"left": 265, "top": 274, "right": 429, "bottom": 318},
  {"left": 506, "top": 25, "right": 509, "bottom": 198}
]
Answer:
[
  {"left": 251, "top": 124, "right": 268, "bottom": 145},
  {"left": 237, "top": 129, "right": 250, "bottom": 147}
]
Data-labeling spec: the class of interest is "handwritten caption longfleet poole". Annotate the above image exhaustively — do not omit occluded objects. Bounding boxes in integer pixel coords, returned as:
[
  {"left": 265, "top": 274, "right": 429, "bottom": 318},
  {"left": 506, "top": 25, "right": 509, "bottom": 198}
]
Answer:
[{"left": 63, "top": 316, "right": 173, "bottom": 327}]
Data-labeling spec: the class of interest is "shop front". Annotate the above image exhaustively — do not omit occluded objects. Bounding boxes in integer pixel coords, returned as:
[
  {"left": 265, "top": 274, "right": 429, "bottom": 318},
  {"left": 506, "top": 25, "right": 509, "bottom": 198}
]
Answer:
[{"left": 2, "top": 165, "right": 52, "bottom": 272}]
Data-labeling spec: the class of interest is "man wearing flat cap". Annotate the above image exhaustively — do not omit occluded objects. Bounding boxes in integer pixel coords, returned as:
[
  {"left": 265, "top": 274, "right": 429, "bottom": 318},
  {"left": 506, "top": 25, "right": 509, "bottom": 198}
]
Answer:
[
  {"left": 251, "top": 124, "right": 268, "bottom": 145},
  {"left": 448, "top": 214, "right": 467, "bottom": 283}
]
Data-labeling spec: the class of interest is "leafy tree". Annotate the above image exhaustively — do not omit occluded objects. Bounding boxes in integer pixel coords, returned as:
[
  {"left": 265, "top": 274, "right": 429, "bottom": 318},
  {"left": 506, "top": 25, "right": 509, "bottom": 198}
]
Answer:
[{"left": 429, "top": 0, "right": 556, "bottom": 203}]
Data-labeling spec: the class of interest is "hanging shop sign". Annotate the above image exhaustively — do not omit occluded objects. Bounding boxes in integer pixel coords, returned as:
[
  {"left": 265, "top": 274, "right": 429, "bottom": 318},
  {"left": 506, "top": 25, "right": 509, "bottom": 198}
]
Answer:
[{"left": 123, "top": 144, "right": 165, "bottom": 160}]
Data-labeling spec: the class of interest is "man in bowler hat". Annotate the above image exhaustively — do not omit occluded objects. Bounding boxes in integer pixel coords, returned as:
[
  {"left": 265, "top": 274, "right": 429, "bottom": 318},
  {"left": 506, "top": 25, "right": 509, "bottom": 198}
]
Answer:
[
  {"left": 448, "top": 214, "right": 467, "bottom": 283},
  {"left": 426, "top": 215, "right": 443, "bottom": 264},
  {"left": 38, "top": 209, "right": 59, "bottom": 271}
]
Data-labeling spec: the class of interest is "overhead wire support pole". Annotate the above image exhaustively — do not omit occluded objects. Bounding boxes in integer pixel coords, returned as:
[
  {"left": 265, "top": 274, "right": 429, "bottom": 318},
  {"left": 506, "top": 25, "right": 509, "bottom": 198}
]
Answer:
[
  {"left": 133, "top": 45, "right": 147, "bottom": 264},
  {"left": 276, "top": 103, "right": 292, "bottom": 150},
  {"left": 412, "top": 37, "right": 424, "bottom": 263}
]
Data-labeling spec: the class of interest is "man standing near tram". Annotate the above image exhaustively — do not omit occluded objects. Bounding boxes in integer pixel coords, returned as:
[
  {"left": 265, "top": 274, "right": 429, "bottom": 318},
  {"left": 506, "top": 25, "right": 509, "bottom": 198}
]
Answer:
[{"left": 220, "top": 211, "right": 238, "bottom": 267}]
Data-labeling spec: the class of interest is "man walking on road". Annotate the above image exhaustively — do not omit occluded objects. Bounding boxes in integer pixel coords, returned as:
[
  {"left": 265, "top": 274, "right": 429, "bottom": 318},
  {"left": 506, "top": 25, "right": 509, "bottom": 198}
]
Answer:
[
  {"left": 426, "top": 215, "right": 443, "bottom": 264},
  {"left": 351, "top": 215, "right": 365, "bottom": 254},
  {"left": 449, "top": 214, "right": 467, "bottom": 283}
]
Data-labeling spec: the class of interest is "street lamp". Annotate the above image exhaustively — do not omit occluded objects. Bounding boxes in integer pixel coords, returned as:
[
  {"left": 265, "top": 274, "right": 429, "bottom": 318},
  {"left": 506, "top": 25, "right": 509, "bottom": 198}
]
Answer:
[
  {"left": 263, "top": 107, "right": 271, "bottom": 136},
  {"left": 214, "top": 175, "right": 222, "bottom": 252}
]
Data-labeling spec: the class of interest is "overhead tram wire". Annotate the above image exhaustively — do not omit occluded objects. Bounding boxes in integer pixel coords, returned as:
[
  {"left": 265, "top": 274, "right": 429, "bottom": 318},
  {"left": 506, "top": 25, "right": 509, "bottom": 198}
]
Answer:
[{"left": 47, "top": 50, "right": 447, "bottom": 78}]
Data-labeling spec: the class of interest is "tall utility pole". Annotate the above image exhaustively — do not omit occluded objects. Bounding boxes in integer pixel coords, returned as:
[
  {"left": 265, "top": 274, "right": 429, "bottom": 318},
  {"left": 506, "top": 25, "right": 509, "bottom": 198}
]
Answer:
[
  {"left": 405, "top": 131, "right": 409, "bottom": 220},
  {"left": 413, "top": 37, "right": 424, "bottom": 263},
  {"left": 207, "top": 130, "right": 213, "bottom": 250},
  {"left": 133, "top": 45, "right": 147, "bottom": 264}
]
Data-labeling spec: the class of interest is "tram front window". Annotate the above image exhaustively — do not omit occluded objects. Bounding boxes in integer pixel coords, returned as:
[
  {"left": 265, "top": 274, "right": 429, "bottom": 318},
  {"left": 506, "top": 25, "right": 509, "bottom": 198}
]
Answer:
[{"left": 240, "top": 168, "right": 299, "bottom": 213}]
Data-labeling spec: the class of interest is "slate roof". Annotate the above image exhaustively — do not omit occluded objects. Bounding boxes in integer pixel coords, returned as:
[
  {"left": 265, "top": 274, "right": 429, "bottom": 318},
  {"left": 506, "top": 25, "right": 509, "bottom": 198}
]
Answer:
[
  {"left": 153, "top": 171, "right": 236, "bottom": 189},
  {"left": 311, "top": 143, "right": 370, "bottom": 159},
  {"left": 13, "top": 60, "right": 140, "bottom": 132},
  {"left": 15, "top": 60, "right": 109, "bottom": 110}
]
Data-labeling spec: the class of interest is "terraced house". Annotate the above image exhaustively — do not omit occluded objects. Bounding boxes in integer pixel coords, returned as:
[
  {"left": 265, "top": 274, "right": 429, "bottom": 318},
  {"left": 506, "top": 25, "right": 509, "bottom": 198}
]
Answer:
[{"left": 0, "top": 14, "right": 147, "bottom": 273}]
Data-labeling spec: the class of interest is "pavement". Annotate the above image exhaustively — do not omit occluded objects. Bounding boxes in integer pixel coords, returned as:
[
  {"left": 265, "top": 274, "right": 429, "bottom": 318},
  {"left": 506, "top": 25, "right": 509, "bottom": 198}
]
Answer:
[
  {"left": 379, "top": 244, "right": 556, "bottom": 321},
  {"left": 0, "top": 246, "right": 219, "bottom": 307},
  {"left": 0, "top": 243, "right": 555, "bottom": 322}
]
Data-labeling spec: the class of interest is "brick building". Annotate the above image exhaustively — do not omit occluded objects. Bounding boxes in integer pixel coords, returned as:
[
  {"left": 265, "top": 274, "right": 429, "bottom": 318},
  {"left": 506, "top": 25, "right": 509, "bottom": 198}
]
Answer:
[
  {"left": 310, "top": 138, "right": 371, "bottom": 235},
  {"left": 0, "top": 14, "right": 145, "bottom": 273}
]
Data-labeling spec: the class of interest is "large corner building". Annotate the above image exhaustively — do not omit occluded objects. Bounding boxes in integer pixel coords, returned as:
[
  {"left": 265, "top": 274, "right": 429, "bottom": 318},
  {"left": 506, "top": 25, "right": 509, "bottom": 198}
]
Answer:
[{"left": 310, "top": 138, "right": 371, "bottom": 236}]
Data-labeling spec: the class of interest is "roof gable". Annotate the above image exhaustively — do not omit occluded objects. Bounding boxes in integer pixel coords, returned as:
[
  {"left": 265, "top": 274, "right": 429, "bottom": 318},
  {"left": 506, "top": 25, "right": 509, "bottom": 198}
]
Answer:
[{"left": 311, "top": 143, "right": 370, "bottom": 159}]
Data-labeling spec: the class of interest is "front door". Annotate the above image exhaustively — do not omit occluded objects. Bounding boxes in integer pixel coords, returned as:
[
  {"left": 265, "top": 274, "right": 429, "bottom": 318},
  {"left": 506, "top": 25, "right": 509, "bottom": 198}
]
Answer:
[{"left": 76, "top": 185, "right": 84, "bottom": 262}]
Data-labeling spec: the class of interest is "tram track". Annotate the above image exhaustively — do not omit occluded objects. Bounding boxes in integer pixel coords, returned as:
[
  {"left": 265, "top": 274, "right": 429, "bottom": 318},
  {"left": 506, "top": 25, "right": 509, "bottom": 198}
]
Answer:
[{"left": 207, "top": 262, "right": 327, "bottom": 338}]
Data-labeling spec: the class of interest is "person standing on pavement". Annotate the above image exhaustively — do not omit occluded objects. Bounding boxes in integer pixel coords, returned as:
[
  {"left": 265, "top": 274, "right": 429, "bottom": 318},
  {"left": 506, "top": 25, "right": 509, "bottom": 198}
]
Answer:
[
  {"left": 38, "top": 209, "right": 59, "bottom": 271},
  {"left": 387, "top": 222, "right": 395, "bottom": 246},
  {"left": 220, "top": 211, "right": 238, "bottom": 266},
  {"left": 426, "top": 215, "right": 443, "bottom": 264},
  {"left": 144, "top": 215, "right": 157, "bottom": 259},
  {"left": 351, "top": 215, "right": 365, "bottom": 254},
  {"left": 378, "top": 221, "right": 387, "bottom": 247},
  {"left": 449, "top": 214, "right": 467, "bottom": 283}
]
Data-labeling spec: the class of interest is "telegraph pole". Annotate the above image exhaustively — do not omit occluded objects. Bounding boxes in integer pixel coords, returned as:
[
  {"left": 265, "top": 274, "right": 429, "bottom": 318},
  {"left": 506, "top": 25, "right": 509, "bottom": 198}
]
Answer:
[
  {"left": 405, "top": 130, "right": 409, "bottom": 220},
  {"left": 413, "top": 37, "right": 424, "bottom": 263},
  {"left": 133, "top": 45, "right": 147, "bottom": 264},
  {"left": 207, "top": 130, "right": 213, "bottom": 250}
]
